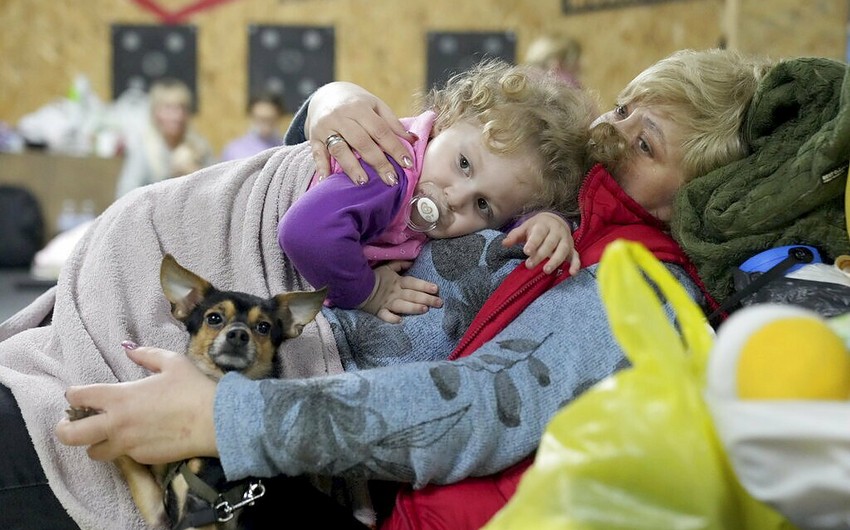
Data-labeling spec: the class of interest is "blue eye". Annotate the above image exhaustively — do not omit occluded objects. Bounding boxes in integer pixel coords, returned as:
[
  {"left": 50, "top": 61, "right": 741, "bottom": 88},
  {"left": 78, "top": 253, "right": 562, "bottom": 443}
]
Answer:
[
  {"left": 476, "top": 198, "right": 494, "bottom": 223},
  {"left": 459, "top": 154, "right": 471, "bottom": 175}
]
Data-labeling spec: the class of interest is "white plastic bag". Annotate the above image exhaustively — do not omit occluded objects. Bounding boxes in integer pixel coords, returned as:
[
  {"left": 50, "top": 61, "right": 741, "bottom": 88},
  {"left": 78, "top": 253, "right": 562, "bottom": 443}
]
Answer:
[{"left": 706, "top": 305, "right": 850, "bottom": 530}]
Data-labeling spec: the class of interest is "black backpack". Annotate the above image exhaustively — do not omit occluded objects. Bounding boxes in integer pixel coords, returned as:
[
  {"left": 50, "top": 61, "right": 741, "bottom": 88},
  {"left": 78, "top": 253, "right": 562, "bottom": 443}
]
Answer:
[{"left": 0, "top": 185, "right": 44, "bottom": 268}]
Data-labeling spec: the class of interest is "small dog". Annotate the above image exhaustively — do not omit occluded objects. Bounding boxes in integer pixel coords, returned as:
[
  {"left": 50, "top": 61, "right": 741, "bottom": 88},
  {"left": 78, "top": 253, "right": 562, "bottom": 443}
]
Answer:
[{"left": 69, "top": 254, "right": 327, "bottom": 529}]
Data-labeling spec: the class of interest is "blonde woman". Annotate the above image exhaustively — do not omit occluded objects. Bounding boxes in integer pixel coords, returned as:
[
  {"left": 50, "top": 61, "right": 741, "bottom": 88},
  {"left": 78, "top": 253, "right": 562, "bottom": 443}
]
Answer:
[
  {"left": 115, "top": 78, "right": 213, "bottom": 198},
  {"left": 523, "top": 32, "right": 583, "bottom": 88}
]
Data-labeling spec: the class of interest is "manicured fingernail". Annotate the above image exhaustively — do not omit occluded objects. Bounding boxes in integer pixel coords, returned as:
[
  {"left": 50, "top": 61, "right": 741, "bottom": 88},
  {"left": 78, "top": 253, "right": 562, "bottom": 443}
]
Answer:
[
  {"left": 401, "top": 156, "right": 413, "bottom": 168},
  {"left": 407, "top": 131, "right": 419, "bottom": 141},
  {"left": 385, "top": 172, "right": 398, "bottom": 185},
  {"left": 358, "top": 178, "right": 367, "bottom": 186},
  {"left": 121, "top": 340, "right": 138, "bottom": 350}
]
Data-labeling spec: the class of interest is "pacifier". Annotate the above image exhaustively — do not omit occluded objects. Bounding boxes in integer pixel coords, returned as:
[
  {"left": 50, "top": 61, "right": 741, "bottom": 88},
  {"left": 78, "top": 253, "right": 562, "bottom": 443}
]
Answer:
[
  {"left": 407, "top": 194, "right": 440, "bottom": 232},
  {"left": 406, "top": 181, "right": 448, "bottom": 233}
]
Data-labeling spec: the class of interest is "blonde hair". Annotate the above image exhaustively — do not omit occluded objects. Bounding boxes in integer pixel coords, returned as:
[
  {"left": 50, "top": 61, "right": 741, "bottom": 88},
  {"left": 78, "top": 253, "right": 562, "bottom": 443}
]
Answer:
[
  {"left": 422, "top": 59, "right": 596, "bottom": 217},
  {"left": 149, "top": 78, "right": 193, "bottom": 113},
  {"left": 524, "top": 33, "right": 582, "bottom": 72},
  {"left": 617, "top": 48, "right": 775, "bottom": 181}
]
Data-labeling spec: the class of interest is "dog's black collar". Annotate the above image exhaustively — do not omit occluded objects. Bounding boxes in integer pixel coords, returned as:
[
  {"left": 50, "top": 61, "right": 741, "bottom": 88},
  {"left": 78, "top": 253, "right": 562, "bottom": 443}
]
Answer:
[{"left": 164, "top": 460, "right": 266, "bottom": 529}]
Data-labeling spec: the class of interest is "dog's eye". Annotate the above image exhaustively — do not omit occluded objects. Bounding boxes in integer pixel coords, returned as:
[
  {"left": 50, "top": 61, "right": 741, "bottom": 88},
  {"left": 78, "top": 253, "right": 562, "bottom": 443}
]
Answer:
[
  {"left": 206, "top": 313, "right": 223, "bottom": 326},
  {"left": 256, "top": 321, "right": 271, "bottom": 335}
]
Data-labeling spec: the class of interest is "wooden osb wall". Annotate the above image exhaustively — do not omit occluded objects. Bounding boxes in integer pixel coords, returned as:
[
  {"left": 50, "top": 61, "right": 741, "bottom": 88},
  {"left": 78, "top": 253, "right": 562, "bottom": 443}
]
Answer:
[{"left": 1, "top": 0, "right": 847, "bottom": 154}]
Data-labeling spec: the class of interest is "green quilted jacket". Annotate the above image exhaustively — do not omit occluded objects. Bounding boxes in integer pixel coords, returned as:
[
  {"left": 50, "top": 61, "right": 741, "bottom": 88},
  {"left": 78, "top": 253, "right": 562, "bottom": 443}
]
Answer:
[{"left": 672, "top": 57, "right": 850, "bottom": 301}]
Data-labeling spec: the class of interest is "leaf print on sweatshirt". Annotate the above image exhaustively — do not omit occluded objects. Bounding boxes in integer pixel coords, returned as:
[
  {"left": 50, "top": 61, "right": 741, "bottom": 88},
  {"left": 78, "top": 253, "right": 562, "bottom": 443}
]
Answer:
[
  {"left": 428, "top": 333, "right": 553, "bottom": 427},
  {"left": 327, "top": 307, "right": 413, "bottom": 368},
  {"left": 485, "top": 233, "right": 524, "bottom": 272},
  {"left": 430, "top": 233, "right": 487, "bottom": 281},
  {"left": 260, "top": 375, "right": 473, "bottom": 481},
  {"left": 441, "top": 265, "right": 500, "bottom": 342},
  {"left": 437, "top": 234, "right": 524, "bottom": 341},
  {"left": 260, "top": 375, "right": 385, "bottom": 475}
]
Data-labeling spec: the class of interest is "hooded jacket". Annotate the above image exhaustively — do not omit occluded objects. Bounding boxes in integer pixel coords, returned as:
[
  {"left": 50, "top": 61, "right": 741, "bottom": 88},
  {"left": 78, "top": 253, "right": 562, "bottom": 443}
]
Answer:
[{"left": 672, "top": 57, "right": 850, "bottom": 301}]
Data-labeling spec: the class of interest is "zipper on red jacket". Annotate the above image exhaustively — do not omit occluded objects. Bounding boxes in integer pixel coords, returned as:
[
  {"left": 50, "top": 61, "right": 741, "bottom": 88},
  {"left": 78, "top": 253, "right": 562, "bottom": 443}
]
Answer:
[
  {"left": 450, "top": 171, "right": 597, "bottom": 360},
  {"left": 450, "top": 268, "right": 558, "bottom": 360}
]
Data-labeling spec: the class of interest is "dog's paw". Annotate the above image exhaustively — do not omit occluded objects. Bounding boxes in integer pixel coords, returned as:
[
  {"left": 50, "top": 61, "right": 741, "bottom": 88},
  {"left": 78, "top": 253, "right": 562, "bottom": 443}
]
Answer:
[{"left": 65, "top": 406, "right": 101, "bottom": 421}]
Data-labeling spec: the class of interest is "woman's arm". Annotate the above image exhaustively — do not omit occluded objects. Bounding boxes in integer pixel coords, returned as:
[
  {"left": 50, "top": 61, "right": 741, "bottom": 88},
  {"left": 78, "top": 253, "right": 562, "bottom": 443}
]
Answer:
[
  {"left": 286, "top": 82, "right": 416, "bottom": 185},
  {"left": 58, "top": 269, "right": 613, "bottom": 480},
  {"left": 220, "top": 263, "right": 703, "bottom": 487},
  {"left": 56, "top": 262, "right": 701, "bottom": 486},
  {"left": 212, "top": 265, "right": 627, "bottom": 485}
]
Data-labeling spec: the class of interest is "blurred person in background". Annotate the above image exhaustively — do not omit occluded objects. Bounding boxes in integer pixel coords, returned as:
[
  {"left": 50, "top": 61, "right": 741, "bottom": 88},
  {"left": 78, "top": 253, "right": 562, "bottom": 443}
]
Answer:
[
  {"left": 220, "top": 91, "right": 286, "bottom": 161},
  {"left": 115, "top": 78, "right": 214, "bottom": 198},
  {"left": 523, "top": 32, "right": 583, "bottom": 89}
]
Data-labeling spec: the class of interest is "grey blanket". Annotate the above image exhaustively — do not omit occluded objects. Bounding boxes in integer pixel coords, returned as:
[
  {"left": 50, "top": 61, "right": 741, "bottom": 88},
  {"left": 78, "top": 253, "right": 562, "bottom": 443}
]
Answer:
[{"left": 0, "top": 144, "right": 344, "bottom": 529}]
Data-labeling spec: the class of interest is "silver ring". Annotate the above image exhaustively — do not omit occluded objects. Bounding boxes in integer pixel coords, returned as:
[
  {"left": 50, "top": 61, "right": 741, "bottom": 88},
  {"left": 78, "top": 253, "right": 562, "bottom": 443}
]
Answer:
[{"left": 325, "top": 134, "right": 346, "bottom": 149}]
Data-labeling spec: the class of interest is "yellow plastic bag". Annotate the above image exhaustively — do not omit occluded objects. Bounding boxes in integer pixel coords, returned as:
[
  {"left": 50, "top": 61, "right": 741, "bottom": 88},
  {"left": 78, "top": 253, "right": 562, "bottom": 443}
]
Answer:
[{"left": 483, "top": 240, "right": 798, "bottom": 530}]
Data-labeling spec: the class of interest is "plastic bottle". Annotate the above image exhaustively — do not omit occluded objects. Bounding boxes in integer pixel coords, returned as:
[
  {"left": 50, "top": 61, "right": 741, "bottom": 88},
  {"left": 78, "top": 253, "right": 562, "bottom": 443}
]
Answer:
[
  {"left": 78, "top": 199, "right": 96, "bottom": 226},
  {"left": 57, "top": 199, "right": 78, "bottom": 233}
]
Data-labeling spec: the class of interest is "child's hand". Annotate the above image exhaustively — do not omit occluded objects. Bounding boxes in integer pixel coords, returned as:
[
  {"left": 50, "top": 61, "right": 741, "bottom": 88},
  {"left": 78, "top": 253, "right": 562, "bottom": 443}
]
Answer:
[
  {"left": 503, "top": 212, "right": 580, "bottom": 275},
  {"left": 359, "top": 262, "right": 443, "bottom": 323}
]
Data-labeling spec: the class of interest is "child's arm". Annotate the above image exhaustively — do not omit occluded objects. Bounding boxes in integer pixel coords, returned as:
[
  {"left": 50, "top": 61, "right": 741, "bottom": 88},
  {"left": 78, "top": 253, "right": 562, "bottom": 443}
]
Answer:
[
  {"left": 502, "top": 211, "right": 580, "bottom": 275},
  {"left": 279, "top": 159, "right": 443, "bottom": 316},
  {"left": 279, "top": 160, "right": 419, "bottom": 308},
  {"left": 358, "top": 261, "right": 443, "bottom": 324}
]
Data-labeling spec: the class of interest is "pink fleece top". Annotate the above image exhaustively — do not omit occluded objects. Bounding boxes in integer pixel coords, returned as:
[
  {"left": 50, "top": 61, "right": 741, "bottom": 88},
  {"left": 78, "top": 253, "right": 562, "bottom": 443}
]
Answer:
[{"left": 324, "top": 111, "right": 436, "bottom": 263}]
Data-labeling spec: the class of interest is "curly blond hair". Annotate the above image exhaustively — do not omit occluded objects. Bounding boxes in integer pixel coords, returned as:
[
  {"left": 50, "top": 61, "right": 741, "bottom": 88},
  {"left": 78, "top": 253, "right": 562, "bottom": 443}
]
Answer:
[
  {"left": 421, "top": 59, "right": 597, "bottom": 217},
  {"left": 617, "top": 48, "right": 775, "bottom": 182}
]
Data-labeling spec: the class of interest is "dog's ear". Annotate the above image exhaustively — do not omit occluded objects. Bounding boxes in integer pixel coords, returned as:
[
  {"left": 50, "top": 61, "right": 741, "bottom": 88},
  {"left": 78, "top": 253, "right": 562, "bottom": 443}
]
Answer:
[
  {"left": 274, "top": 287, "right": 328, "bottom": 338},
  {"left": 160, "top": 254, "right": 212, "bottom": 321}
]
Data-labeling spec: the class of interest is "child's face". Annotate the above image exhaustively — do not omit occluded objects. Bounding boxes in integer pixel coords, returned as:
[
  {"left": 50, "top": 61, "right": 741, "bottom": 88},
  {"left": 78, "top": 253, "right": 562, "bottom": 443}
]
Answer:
[
  {"left": 418, "top": 119, "right": 538, "bottom": 239},
  {"left": 590, "top": 102, "right": 686, "bottom": 222}
]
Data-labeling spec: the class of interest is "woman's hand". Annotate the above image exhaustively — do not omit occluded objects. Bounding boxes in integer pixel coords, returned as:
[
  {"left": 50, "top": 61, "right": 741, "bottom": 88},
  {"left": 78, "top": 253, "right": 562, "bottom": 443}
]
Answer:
[
  {"left": 306, "top": 81, "right": 416, "bottom": 186},
  {"left": 54, "top": 345, "right": 218, "bottom": 465}
]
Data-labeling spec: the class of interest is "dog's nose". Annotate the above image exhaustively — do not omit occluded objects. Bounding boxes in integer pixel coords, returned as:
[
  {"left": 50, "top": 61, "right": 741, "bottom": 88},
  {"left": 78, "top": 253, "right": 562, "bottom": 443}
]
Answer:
[{"left": 226, "top": 328, "right": 250, "bottom": 346}]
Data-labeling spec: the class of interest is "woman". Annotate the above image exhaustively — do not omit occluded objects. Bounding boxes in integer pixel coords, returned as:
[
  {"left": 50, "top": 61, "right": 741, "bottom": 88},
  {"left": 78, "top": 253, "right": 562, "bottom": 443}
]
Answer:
[
  {"left": 220, "top": 91, "right": 286, "bottom": 162},
  {"left": 115, "top": 78, "right": 214, "bottom": 198}
]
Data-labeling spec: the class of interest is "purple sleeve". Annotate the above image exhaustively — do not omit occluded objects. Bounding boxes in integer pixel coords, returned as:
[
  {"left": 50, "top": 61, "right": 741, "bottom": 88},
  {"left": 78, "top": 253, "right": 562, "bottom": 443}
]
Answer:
[{"left": 278, "top": 159, "right": 407, "bottom": 308}]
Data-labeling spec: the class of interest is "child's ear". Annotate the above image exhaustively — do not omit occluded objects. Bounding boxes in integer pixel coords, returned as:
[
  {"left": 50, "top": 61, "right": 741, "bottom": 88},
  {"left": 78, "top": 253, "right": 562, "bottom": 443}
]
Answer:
[
  {"left": 274, "top": 287, "right": 328, "bottom": 338},
  {"left": 160, "top": 254, "right": 212, "bottom": 320}
]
